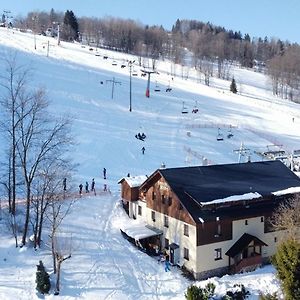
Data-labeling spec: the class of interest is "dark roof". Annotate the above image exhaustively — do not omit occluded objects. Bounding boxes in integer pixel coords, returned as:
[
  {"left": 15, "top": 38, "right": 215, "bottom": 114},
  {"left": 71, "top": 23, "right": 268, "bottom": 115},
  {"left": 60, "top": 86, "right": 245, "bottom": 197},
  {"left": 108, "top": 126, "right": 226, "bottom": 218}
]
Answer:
[
  {"left": 225, "top": 233, "right": 268, "bottom": 257},
  {"left": 159, "top": 160, "right": 300, "bottom": 223}
]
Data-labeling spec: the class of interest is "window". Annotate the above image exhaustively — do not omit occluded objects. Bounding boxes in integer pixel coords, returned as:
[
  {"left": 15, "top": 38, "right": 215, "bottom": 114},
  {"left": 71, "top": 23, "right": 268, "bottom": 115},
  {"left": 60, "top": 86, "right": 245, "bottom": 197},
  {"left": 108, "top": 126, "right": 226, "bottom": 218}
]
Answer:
[
  {"left": 215, "top": 223, "right": 221, "bottom": 237},
  {"left": 214, "top": 248, "right": 222, "bottom": 260},
  {"left": 184, "top": 247, "right": 189, "bottom": 260},
  {"left": 168, "top": 196, "right": 172, "bottom": 206},
  {"left": 245, "top": 220, "right": 248, "bottom": 225},
  {"left": 184, "top": 224, "right": 189, "bottom": 237},
  {"left": 138, "top": 205, "right": 142, "bottom": 216},
  {"left": 261, "top": 216, "right": 264, "bottom": 222},
  {"left": 161, "top": 194, "right": 166, "bottom": 204},
  {"left": 152, "top": 191, "right": 156, "bottom": 200},
  {"left": 164, "top": 238, "right": 169, "bottom": 249},
  {"left": 151, "top": 211, "right": 156, "bottom": 222},
  {"left": 164, "top": 215, "right": 169, "bottom": 228}
]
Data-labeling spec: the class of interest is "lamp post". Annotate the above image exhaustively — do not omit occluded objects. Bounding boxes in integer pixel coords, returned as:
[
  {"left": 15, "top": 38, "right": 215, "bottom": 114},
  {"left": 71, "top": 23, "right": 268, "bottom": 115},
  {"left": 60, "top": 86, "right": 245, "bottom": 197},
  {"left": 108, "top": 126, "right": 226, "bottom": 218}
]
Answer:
[{"left": 128, "top": 60, "right": 135, "bottom": 112}]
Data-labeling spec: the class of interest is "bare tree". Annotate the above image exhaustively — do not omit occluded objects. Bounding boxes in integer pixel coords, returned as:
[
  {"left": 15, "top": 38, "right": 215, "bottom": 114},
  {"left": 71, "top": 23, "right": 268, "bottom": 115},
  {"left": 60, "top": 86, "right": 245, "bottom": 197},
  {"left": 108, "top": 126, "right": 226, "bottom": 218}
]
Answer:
[
  {"left": 31, "top": 158, "right": 73, "bottom": 249},
  {"left": 0, "top": 54, "right": 30, "bottom": 216},
  {"left": 45, "top": 172, "right": 74, "bottom": 275},
  {"left": 269, "top": 195, "right": 300, "bottom": 241},
  {"left": 15, "top": 88, "right": 73, "bottom": 246},
  {"left": 53, "top": 231, "right": 73, "bottom": 295}
]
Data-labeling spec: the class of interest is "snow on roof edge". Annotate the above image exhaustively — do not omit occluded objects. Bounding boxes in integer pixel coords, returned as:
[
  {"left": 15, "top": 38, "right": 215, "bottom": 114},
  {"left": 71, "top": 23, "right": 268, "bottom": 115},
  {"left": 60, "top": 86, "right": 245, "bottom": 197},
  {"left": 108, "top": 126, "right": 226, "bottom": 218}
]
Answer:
[
  {"left": 272, "top": 186, "right": 300, "bottom": 196},
  {"left": 200, "top": 192, "right": 262, "bottom": 206}
]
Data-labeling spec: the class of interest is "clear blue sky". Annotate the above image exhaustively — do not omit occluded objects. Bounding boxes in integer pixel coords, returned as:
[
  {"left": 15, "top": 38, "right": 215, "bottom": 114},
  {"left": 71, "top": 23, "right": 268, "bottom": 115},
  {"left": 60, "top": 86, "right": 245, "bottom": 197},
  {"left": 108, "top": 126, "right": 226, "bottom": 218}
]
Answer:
[{"left": 4, "top": 0, "right": 300, "bottom": 43}]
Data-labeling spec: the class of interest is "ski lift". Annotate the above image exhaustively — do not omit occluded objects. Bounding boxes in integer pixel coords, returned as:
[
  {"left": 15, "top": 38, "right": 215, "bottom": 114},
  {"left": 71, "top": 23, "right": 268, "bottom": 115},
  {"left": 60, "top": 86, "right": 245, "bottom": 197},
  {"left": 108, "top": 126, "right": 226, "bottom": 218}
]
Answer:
[
  {"left": 182, "top": 101, "right": 188, "bottom": 114},
  {"left": 112, "top": 60, "right": 117, "bottom": 66},
  {"left": 154, "top": 81, "right": 161, "bottom": 92},
  {"left": 216, "top": 128, "right": 224, "bottom": 141},
  {"left": 192, "top": 101, "right": 199, "bottom": 113}
]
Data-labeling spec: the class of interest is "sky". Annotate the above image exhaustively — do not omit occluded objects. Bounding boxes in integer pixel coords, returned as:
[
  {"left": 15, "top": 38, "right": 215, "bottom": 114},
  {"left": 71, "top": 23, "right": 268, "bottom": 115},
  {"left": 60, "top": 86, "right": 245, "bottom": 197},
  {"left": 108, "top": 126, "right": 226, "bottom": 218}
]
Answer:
[{"left": 3, "top": 0, "right": 300, "bottom": 43}]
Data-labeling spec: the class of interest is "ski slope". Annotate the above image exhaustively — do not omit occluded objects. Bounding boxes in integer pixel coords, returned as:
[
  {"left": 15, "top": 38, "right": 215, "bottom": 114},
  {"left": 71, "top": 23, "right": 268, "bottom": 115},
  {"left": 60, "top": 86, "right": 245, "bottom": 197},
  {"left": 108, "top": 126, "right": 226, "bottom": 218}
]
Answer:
[{"left": 0, "top": 27, "right": 298, "bottom": 299}]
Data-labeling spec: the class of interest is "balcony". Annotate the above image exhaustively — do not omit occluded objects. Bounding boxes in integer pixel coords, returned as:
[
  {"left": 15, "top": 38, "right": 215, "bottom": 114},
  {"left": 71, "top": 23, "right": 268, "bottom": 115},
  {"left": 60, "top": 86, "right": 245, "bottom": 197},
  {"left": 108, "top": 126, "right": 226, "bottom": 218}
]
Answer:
[{"left": 232, "top": 253, "right": 262, "bottom": 273}]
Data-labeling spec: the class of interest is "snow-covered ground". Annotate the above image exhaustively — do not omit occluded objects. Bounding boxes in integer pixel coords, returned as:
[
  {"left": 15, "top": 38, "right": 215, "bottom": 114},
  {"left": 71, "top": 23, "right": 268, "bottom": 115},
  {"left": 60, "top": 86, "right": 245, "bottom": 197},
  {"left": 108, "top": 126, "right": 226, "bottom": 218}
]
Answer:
[{"left": 1, "top": 27, "right": 298, "bottom": 299}]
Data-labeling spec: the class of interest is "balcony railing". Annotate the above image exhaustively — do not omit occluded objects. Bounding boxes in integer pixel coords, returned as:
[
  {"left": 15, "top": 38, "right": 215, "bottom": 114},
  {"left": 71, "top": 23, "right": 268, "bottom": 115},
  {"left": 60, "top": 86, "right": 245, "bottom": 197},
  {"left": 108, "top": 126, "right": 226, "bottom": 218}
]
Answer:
[{"left": 232, "top": 253, "right": 262, "bottom": 273}]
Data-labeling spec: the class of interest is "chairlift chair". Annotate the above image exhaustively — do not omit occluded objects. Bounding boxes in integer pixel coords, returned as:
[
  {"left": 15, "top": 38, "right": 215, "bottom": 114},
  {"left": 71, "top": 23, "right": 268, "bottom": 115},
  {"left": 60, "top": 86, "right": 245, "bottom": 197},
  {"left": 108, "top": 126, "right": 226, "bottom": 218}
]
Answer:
[
  {"left": 227, "top": 125, "right": 234, "bottom": 138},
  {"left": 216, "top": 128, "right": 224, "bottom": 141},
  {"left": 166, "top": 81, "right": 172, "bottom": 92},
  {"left": 112, "top": 61, "right": 117, "bottom": 66},
  {"left": 181, "top": 101, "right": 188, "bottom": 114},
  {"left": 192, "top": 101, "right": 199, "bottom": 113},
  {"left": 132, "top": 69, "right": 138, "bottom": 76},
  {"left": 154, "top": 81, "right": 161, "bottom": 92}
]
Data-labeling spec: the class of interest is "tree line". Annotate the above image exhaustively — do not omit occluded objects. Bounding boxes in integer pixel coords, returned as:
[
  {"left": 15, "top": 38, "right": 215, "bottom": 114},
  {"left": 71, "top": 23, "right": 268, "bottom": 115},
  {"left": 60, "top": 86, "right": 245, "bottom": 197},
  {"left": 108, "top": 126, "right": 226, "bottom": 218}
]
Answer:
[{"left": 12, "top": 9, "right": 300, "bottom": 102}]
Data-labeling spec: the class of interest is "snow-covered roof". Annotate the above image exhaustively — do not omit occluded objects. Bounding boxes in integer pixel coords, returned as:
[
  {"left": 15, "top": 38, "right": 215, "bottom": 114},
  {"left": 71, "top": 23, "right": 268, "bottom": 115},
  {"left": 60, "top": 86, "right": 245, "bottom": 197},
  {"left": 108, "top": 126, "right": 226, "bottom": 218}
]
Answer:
[
  {"left": 119, "top": 175, "right": 148, "bottom": 188},
  {"left": 200, "top": 192, "right": 262, "bottom": 206},
  {"left": 120, "top": 222, "right": 162, "bottom": 240},
  {"left": 272, "top": 186, "right": 300, "bottom": 196}
]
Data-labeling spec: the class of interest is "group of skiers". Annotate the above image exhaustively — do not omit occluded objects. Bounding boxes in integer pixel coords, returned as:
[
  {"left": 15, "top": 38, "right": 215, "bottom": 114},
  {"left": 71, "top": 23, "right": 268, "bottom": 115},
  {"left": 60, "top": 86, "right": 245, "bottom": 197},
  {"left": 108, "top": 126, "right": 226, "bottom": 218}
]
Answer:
[
  {"left": 79, "top": 178, "right": 95, "bottom": 195},
  {"left": 76, "top": 168, "right": 108, "bottom": 196}
]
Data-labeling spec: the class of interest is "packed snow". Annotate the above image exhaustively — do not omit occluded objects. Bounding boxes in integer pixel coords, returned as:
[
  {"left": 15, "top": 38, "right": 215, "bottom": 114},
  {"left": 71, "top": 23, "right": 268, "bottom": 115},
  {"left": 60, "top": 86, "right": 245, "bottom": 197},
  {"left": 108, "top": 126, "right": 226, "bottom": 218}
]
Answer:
[{"left": 1, "top": 26, "right": 299, "bottom": 299}]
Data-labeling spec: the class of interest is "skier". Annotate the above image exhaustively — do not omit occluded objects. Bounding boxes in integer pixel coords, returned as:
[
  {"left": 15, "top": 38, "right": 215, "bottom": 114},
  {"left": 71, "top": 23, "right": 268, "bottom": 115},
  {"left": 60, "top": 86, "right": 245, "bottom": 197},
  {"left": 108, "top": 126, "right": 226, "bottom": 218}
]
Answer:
[
  {"left": 63, "top": 178, "right": 67, "bottom": 191},
  {"left": 103, "top": 168, "right": 107, "bottom": 179},
  {"left": 91, "top": 178, "right": 95, "bottom": 194},
  {"left": 141, "top": 146, "right": 145, "bottom": 155},
  {"left": 85, "top": 181, "right": 89, "bottom": 193},
  {"left": 79, "top": 183, "right": 83, "bottom": 195}
]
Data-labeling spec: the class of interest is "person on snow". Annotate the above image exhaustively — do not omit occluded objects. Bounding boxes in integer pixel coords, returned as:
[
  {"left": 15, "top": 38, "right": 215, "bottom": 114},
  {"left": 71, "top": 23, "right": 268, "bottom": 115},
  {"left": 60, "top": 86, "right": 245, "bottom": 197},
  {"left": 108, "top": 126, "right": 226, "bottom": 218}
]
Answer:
[
  {"left": 91, "top": 178, "right": 95, "bottom": 191},
  {"left": 79, "top": 183, "right": 83, "bottom": 195},
  {"left": 103, "top": 168, "right": 107, "bottom": 179},
  {"left": 63, "top": 178, "right": 67, "bottom": 191},
  {"left": 164, "top": 256, "right": 171, "bottom": 272},
  {"left": 141, "top": 146, "right": 145, "bottom": 154},
  {"left": 85, "top": 181, "right": 89, "bottom": 193}
]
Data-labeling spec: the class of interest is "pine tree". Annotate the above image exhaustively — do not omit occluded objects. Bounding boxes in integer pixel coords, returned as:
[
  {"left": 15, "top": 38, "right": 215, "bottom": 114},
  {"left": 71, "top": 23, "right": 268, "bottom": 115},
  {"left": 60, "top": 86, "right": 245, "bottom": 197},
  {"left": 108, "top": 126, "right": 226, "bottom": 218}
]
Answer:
[
  {"left": 272, "top": 239, "right": 300, "bottom": 300},
  {"left": 36, "top": 261, "right": 51, "bottom": 294},
  {"left": 230, "top": 78, "right": 238, "bottom": 94},
  {"left": 62, "top": 10, "right": 79, "bottom": 41}
]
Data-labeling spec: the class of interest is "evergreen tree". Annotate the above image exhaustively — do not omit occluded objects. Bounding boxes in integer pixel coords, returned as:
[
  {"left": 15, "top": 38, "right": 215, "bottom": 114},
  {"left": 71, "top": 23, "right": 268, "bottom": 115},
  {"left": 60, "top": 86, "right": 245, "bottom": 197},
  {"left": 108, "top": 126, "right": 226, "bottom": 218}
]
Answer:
[
  {"left": 272, "top": 239, "right": 300, "bottom": 300},
  {"left": 230, "top": 78, "right": 238, "bottom": 94},
  {"left": 35, "top": 261, "right": 51, "bottom": 294},
  {"left": 62, "top": 10, "right": 79, "bottom": 41}
]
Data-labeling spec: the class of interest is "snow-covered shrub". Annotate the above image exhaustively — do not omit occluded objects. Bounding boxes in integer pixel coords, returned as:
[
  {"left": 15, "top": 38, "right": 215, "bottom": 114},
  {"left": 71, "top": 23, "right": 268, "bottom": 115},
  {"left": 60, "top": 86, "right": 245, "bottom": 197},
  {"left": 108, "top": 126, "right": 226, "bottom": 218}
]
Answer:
[{"left": 185, "top": 282, "right": 215, "bottom": 300}]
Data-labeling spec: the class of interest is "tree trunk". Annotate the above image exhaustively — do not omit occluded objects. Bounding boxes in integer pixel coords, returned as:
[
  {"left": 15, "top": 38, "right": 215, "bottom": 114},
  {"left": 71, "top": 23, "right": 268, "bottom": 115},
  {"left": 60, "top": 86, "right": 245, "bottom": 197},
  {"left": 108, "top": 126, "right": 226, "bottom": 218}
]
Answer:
[
  {"left": 55, "top": 259, "right": 62, "bottom": 294},
  {"left": 21, "top": 185, "right": 31, "bottom": 246}
]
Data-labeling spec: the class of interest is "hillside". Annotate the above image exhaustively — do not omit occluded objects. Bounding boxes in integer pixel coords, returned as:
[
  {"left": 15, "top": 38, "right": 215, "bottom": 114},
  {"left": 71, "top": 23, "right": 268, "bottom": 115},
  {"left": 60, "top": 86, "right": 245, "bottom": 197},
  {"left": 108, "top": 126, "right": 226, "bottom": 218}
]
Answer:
[{"left": 0, "top": 27, "right": 298, "bottom": 299}]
